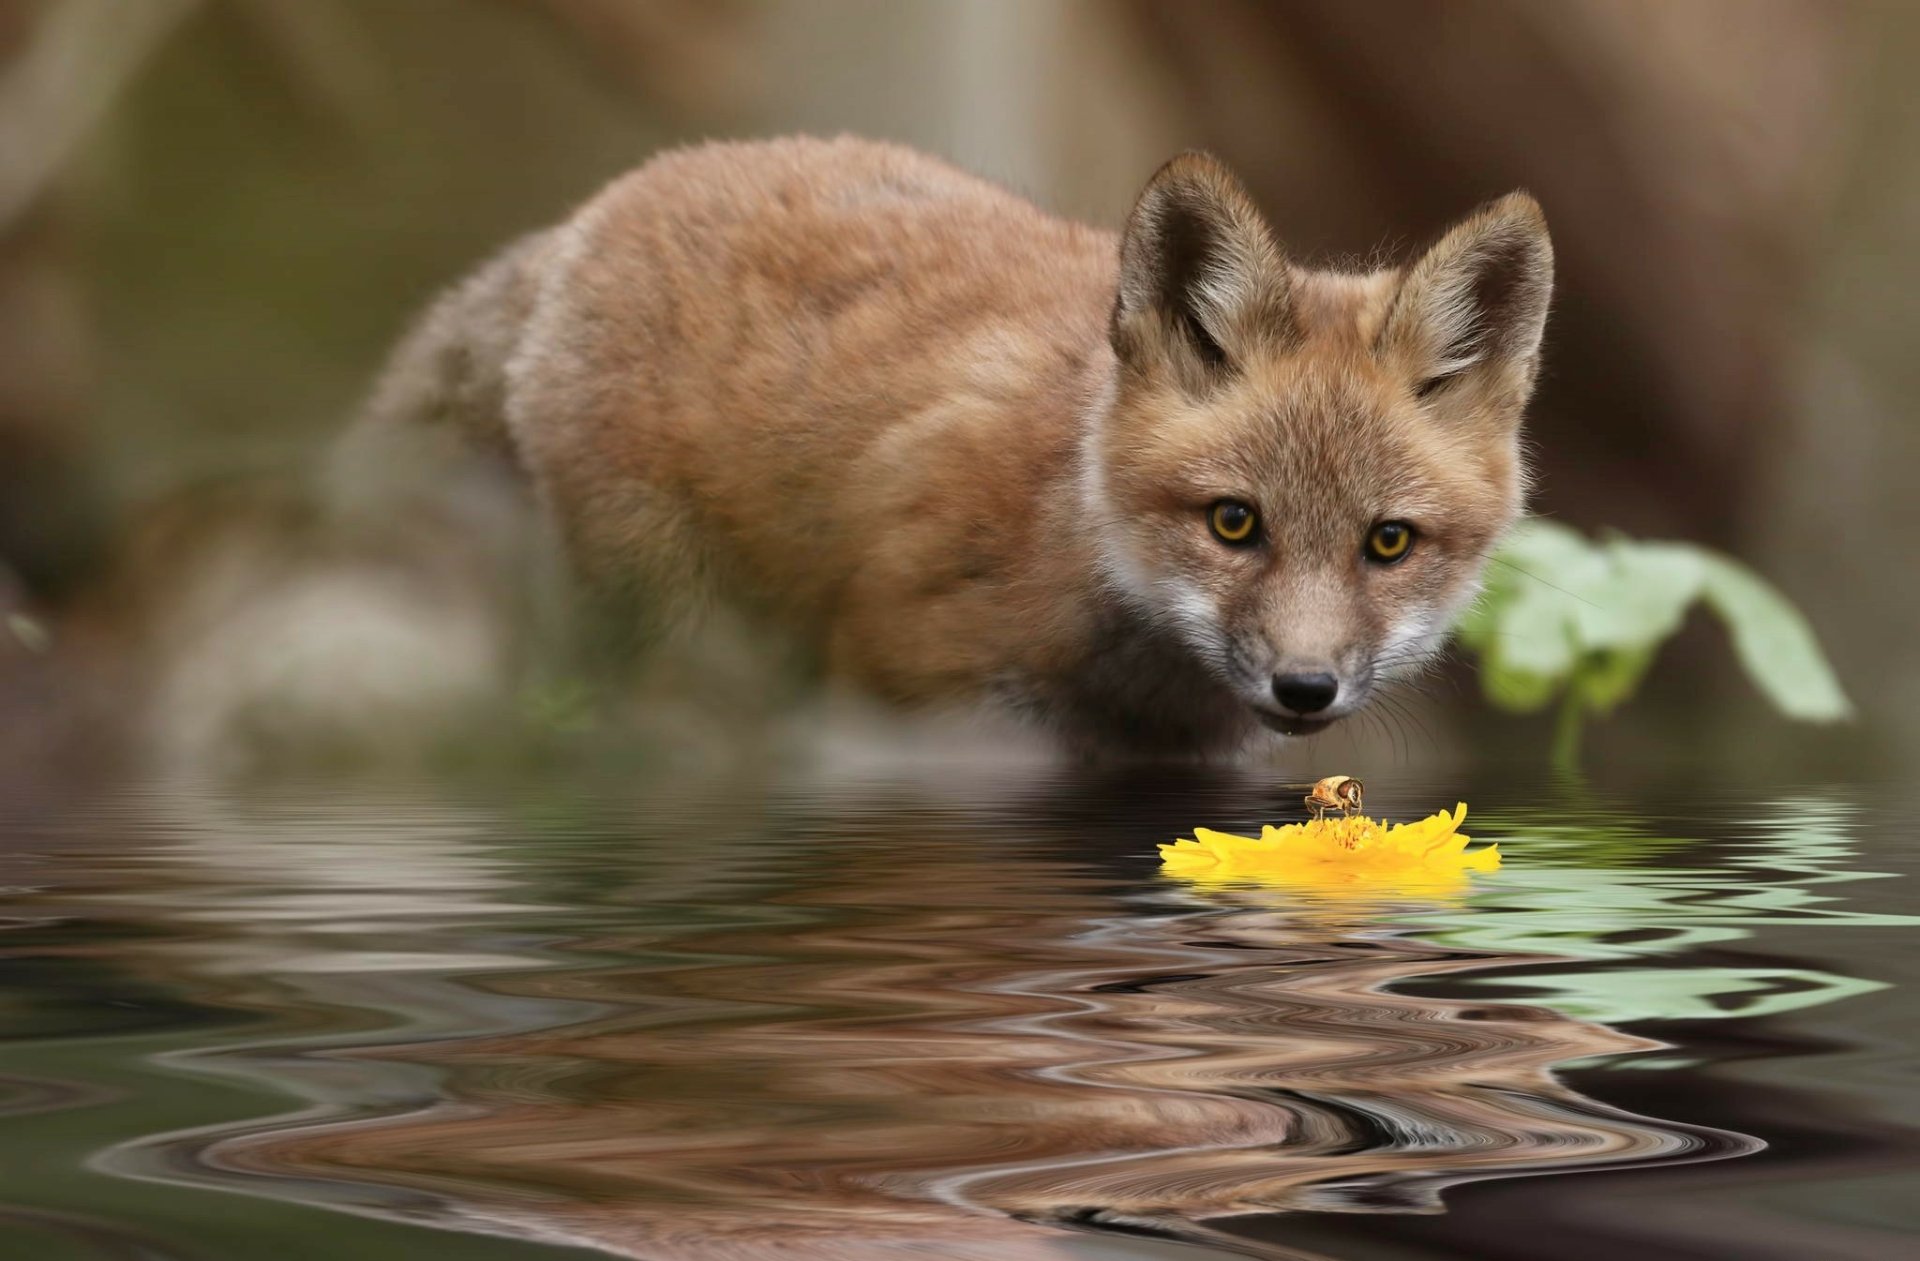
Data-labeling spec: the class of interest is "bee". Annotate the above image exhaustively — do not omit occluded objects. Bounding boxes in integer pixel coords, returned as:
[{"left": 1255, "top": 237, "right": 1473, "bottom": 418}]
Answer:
[{"left": 1304, "top": 775, "right": 1364, "bottom": 819}]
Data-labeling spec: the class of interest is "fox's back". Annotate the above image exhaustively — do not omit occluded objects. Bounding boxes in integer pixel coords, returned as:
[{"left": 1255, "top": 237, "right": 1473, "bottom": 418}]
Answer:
[{"left": 504, "top": 137, "right": 1117, "bottom": 618}]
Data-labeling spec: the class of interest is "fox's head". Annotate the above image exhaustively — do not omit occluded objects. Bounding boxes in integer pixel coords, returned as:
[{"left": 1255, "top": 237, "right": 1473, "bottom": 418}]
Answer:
[{"left": 1084, "top": 153, "right": 1552, "bottom": 737}]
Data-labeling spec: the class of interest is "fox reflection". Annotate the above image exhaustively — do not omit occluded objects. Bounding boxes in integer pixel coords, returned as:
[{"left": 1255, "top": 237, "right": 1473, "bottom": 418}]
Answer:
[{"left": 167, "top": 824, "right": 1738, "bottom": 1261}]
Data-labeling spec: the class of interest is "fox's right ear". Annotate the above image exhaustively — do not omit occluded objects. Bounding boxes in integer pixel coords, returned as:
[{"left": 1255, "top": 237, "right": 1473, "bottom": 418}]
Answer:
[{"left": 1111, "top": 153, "right": 1292, "bottom": 391}]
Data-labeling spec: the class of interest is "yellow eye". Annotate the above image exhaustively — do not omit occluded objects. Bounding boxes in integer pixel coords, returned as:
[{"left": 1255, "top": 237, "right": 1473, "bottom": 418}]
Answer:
[
  {"left": 1366, "top": 520, "right": 1415, "bottom": 563},
  {"left": 1208, "top": 500, "right": 1258, "bottom": 545}
]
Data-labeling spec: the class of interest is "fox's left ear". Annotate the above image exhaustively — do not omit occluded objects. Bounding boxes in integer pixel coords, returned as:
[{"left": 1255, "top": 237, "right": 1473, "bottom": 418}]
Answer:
[{"left": 1379, "top": 193, "right": 1553, "bottom": 420}]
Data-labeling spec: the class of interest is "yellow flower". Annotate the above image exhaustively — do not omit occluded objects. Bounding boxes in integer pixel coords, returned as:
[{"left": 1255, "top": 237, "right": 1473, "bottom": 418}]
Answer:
[{"left": 1158, "top": 803, "right": 1499, "bottom": 899}]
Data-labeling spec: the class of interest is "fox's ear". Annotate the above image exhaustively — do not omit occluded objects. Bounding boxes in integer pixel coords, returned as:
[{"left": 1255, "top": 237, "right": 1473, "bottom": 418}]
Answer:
[
  {"left": 1380, "top": 193, "right": 1553, "bottom": 419},
  {"left": 1111, "top": 153, "right": 1292, "bottom": 390}
]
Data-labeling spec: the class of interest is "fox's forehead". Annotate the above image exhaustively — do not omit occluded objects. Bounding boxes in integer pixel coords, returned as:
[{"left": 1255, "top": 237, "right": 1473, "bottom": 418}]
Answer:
[
  {"left": 1153, "top": 371, "right": 1460, "bottom": 494},
  {"left": 1110, "top": 264, "right": 1515, "bottom": 529},
  {"left": 1283, "top": 267, "right": 1403, "bottom": 349},
  {"left": 1271, "top": 385, "right": 1450, "bottom": 508},
  {"left": 1146, "top": 360, "right": 1504, "bottom": 540}
]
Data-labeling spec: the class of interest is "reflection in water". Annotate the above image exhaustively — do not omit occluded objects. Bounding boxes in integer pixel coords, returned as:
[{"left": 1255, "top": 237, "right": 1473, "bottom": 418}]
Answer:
[
  {"left": 1422, "top": 792, "right": 1911, "bottom": 1029},
  {"left": 0, "top": 779, "right": 1906, "bottom": 1259}
]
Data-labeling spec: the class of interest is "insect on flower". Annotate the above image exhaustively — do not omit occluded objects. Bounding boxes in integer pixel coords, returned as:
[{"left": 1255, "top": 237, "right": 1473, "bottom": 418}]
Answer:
[{"left": 1305, "top": 775, "right": 1364, "bottom": 819}]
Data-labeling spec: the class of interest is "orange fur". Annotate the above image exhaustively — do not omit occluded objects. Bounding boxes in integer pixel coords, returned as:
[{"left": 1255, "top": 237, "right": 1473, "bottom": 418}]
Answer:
[{"left": 346, "top": 137, "right": 1552, "bottom": 756}]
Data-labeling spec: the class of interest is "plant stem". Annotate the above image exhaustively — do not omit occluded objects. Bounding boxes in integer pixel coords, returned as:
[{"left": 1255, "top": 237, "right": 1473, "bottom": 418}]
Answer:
[{"left": 1551, "top": 688, "right": 1585, "bottom": 771}]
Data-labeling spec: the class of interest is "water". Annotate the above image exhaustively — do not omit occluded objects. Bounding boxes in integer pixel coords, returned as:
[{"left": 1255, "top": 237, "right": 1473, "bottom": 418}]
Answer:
[{"left": 0, "top": 767, "right": 1913, "bottom": 1260}]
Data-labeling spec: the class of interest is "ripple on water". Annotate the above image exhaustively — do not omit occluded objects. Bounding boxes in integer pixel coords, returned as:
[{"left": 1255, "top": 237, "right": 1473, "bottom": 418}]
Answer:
[{"left": 0, "top": 777, "right": 1910, "bottom": 1260}]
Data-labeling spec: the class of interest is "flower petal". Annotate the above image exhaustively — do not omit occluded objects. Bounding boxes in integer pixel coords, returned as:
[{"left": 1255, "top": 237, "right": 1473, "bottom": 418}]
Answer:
[{"left": 1161, "top": 802, "right": 1500, "bottom": 898}]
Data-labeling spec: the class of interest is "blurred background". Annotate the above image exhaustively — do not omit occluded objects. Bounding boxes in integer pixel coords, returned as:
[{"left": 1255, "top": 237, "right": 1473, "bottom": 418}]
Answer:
[{"left": 1, "top": 0, "right": 1915, "bottom": 776}]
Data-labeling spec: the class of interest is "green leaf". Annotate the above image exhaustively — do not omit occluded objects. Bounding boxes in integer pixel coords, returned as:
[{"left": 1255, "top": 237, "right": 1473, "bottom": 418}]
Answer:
[
  {"left": 1458, "top": 519, "right": 1577, "bottom": 651},
  {"left": 1481, "top": 659, "right": 1561, "bottom": 712},
  {"left": 1573, "top": 645, "right": 1658, "bottom": 715},
  {"left": 1494, "top": 518, "right": 1597, "bottom": 573},
  {"left": 1698, "top": 556, "right": 1854, "bottom": 722},
  {"left": 1459, "top": 519, "right": 1853, "bottom": 744},
  {"left": 1571, "top": 540, "right": 1705, "bottom": 651},
  {"left": 1482, "top": 581, "right": 1582, "bottom": 681}
]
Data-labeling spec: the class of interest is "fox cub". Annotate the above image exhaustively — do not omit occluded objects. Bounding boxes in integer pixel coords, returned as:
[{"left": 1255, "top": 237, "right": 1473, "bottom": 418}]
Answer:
[{"left": 342, "top": 137, "right": 1552, "bottom": 756}]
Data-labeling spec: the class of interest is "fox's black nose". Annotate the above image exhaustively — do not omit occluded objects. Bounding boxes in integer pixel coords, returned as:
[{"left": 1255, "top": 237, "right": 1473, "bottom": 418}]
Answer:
[{"left": 1273, "top": 672, "right": 1339, "bottom": 715}]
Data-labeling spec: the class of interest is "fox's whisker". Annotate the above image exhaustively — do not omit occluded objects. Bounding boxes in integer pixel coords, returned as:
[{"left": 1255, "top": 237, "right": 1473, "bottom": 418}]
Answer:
[
  {"left": 1377, "top": 688, "right": 1441, "bottom": 757},
  {"left": 1486, "top": 556, "right": 1603, "bottom": 609}
]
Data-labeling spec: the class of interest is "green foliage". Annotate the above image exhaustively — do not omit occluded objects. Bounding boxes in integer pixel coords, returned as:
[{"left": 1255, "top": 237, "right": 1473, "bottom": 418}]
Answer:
[{"left": 1456, "top": 520, "right": 1852, "bottom": 766}]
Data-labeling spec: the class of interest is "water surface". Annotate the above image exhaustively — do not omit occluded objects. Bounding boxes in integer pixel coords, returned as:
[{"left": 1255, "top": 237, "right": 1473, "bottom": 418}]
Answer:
[{"left": 1, "top": 769, "right": 1913, "bottom": 1259}]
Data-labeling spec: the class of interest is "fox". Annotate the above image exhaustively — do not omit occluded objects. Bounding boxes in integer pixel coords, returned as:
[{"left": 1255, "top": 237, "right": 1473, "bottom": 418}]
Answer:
[{"left": 334, "top": 135, "right": 1552, "bottom": 759}]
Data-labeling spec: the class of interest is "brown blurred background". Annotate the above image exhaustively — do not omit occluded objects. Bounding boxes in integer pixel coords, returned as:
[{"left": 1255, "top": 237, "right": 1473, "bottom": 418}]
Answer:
[{"left": 1, "top": 0, "right": 1915, "bottom": 773}]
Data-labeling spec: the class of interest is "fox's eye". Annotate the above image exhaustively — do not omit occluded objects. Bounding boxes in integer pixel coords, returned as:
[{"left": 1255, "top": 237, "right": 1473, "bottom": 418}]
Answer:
[
  {"left": 1366, "top": 520, "right": 1415, "bottom": 563},
  {"left": 1208, "top": 500, "right": 1259, "bottom": 546}
]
